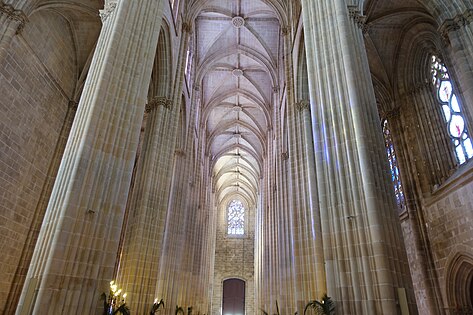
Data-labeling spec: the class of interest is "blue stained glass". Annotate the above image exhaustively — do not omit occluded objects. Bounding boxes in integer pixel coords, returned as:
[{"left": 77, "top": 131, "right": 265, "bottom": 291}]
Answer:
[{"left": 383, "top": 120, "right": 406, "bottom": 212}]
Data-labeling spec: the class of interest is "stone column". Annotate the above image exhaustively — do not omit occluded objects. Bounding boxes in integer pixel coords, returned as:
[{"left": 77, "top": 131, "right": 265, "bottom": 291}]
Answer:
[
  {"left": 301, "top": 0, "right": 415, "bottom": 313},
  {"left": 16, "top": 0, "right": 165, "bottom": 313},
  {"left": 281, "top": 25, "right": 325, "bottom": 312},
  {"left": 0, "top": 1, "right": 27, "bottom": 63},
  {"left": 298, "top": 100, "right": 326, "bottom": 299},
  {"left": 116, "top": 96, "right": 178, "bottom": 314},
  {"left": 439, "top": 9, "right": 473, "bottom": 121},
  {"left": 117, "top": 21, "right": 190, "bottom": 315}
]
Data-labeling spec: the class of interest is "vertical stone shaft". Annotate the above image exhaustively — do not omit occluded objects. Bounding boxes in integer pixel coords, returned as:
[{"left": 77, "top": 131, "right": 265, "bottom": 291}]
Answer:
[
  {"left": 16, "top": 0, "right": 165, "bottom": 313},
  {"left": 117, "top": 99, "right": 178, "bottom": 314},
  {"left": 301, "top": 103, "right": 326, "bottom": 298},
  {"left": 148, "top": 30, "right": 189, "bottom": 313},
  {"left": 117, "top": 23, "right": 188, "bottom": 314},
  {"left": 301, "top": 0, "right": 414, "bottom": 313},
  {"left": 5, "top": 102, "right": 77, "bottom": 314},
  {"left": 282, "top": 29, "right": 325, "bottom": 312}
]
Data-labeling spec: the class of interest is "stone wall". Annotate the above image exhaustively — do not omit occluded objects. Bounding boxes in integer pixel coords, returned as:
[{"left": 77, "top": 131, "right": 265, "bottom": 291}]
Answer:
[
  {"left": 0, "top": 11, "right": 76, "bottom": 312},
  {"left": 424, "top": 166, "right": 473, "bottom": 307},
  {"left": 212, "top": 201, "right": 256, "bottom": 315}
]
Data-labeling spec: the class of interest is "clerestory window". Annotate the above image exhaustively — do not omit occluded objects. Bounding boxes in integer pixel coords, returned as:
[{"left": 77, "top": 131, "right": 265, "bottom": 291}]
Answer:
[
  {"left": 227, "top": 200, "right": 245, "bottom": 235},
  {"left": 383, "top": 119, "right": 406, "bottom": 212},
  {"left": 431, "top": 55, "right": 473, "bottom": 164}
]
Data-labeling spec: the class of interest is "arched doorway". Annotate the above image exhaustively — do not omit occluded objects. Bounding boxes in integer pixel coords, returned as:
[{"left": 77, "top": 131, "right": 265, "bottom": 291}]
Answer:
[
  {"left": 223, "top": 278, "right": 245, "bottom": 315},
  {"left": 447, "top": 253, "right": 473, "bottom": 312}
]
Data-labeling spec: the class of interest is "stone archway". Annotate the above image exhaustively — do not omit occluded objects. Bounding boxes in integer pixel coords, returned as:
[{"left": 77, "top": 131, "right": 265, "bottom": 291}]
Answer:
[{"left": 446, "top": 253, "right": 473, "bottom": 313}]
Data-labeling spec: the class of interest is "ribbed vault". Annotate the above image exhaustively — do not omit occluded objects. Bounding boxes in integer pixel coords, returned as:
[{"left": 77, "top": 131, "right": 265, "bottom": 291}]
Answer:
[{"left": 195, "top": 0, "right": 279, "bottom": 206}]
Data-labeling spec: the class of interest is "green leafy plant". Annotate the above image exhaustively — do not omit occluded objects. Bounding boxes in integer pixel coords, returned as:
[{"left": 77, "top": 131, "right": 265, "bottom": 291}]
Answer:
[
  {"left": 150, "top": 298, "right": 165, "bottom": 314},
  {"left": 303, "top": 294, "right": 335, "bottom": 315}
]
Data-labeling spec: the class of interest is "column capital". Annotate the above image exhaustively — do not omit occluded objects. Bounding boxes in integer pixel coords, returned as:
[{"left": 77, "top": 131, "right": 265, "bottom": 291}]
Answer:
[
  {"left": 439, "top": 9, "right": 473, "bottom": 41},
  {"left": 175, "top": 149, "right": 186, "bottom": 157},
  {"left": 281, "top": 151, "right": 289, "bottom": 161},
  {"left": 0, "top": 1, "right": 28, "bottom": 34},
  {"left": 99, "top": 0, "right": 118, "bottom": 23},
  {"left": 281, "top": 26, "right": 290, "bottom": 36},
  {"left": 68, "top": 100, "right": 79, "bottom": 111},
  {"left": 295, "top": 99, "right": 310, "bottom": 112},
  {"left": 347, "top": 5, "right": 370, "bottom": 34},
  {"left": 182, "top": 21, "right": 192, "bottom": 34},
  {"left": 145, "top": 96, "right": 172, "bottom": 113}
]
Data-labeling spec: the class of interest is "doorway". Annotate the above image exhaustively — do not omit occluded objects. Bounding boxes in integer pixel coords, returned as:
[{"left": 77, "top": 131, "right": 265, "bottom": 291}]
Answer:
[{"left": 222, "top": 278, "right": 245, "bottom": 315}]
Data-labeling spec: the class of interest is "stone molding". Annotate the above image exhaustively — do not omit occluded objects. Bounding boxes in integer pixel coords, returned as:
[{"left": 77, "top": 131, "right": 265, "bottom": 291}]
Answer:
[
  {"left": 182, "top": 22, "right": 192, "bottom": 33},
  {"left": 231, "top": 16, "right": 245, "bottom": 29},
  {"left": 295, "top": 100, "right": 310, "bottom": 112},
  {"left": 99, "top": 0, "right": 118, "bottom": 23},
  {"left": 68, "top": 100, "right": 79, "bottom": 111},
  {"left": 145, "top": 96, "right": 172, "bottom": 113},
  {"left": 347, "top": 5, "right": 370, "bottom": 34},
  {"left": 0, "top": 1, "right": 28, "bottom": 34},
  {"left": 175, "top": 149, "right": 186, "bottom": 157},
  {"left": 439, "top": 9, "right": 473, "bottom": 40},
  {"left": 281, "top": 26, "right": 290, "bottom": 36}
]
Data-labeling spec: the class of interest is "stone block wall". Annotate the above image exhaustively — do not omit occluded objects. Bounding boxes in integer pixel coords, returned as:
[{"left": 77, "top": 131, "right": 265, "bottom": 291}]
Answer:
[
  {"left": 424, "top": 166, "right": 473, "bottom": 305},
  {"left": 212, "top": 201, "right": 256, "bottom": 315},
  {"left": 0, "top": 11, "right": 76, "bottom": 313}
]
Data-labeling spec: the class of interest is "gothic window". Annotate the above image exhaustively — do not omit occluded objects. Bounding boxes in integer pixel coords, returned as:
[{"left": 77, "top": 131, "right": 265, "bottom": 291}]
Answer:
[
  {"left": 383, "top": 119, "right": 406, "bottom": 211},
  {"left": 431, "top": 55, "right": 473, "bottom": 164},
  {"left": 227, "top": 200, "right": 245, "bottom": 235}
]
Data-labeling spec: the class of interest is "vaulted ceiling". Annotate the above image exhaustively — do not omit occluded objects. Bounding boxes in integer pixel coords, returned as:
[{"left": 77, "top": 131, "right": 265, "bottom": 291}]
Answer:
[
  {"left": 364, "top": 0, "right": 437, "bottom": 111},
  {"left": 194, "top": 0, "right": 280, "bottom": 207}
]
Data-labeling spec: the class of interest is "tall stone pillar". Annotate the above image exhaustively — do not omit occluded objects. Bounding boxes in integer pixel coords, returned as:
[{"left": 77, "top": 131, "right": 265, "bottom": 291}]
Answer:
[
  {"left": 116, "top": 96, "right": 179, "bottom": 314},
  {"left": 16, "top": 0, "right": 165, "bottom": 313},
  {"left": 118, "top": 21, "right": 190, "bottom": 313},
  {"left": 301, "top": 1, "right": 415, "bottom": 314},
  {"left": 298, "top": 100, "right": 326, "bottom": 299},
  {"left": 439, "top": 9, "right": 473, "bottom": 121},
  {"left": 281, "top": 26, "right": 325, "bottom": 312}
]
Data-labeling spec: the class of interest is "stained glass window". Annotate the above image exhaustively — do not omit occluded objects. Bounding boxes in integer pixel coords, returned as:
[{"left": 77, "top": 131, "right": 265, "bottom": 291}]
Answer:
[
  {"left": 431, "top": 55, "right": 473, "bottom": 164},
  {"left": 227, "top": 200, "right": 245, "bottom": 235},
  {"left": 383, "top": 119, "right": 406, "bottom": 211}
]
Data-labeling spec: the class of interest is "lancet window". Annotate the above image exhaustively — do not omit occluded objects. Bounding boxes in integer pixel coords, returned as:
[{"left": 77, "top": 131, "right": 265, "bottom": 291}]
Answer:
[
  {"left": 431, "top": 55, "right": 473, "bottom": 164},
  {"left": 383, "top": 119, "right": 406, "bottom": 211},
  {"left": 227, "top": 200, "right": 245, "bottom": 235}
]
